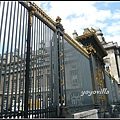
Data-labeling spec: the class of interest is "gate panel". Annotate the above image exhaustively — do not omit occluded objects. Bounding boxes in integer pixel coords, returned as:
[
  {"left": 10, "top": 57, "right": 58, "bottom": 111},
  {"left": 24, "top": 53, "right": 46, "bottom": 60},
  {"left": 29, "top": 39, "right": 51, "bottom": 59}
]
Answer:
[
  {"left": 105, "top": 73, "right": 113, "bottom": 105},
  {"left": 63, "top": 39, "right": 94, "bottom": 113},
  {"left": 114, "top": 80, "right": 119, "bottom": 102},
  {"left": 0, "top": 1, "right": 57, "bottom": 118},
  {"left": 110, "top": 78, "right": 119, "bottom": 104},
  {"left": 0, "top": 1, "right": 28, "bottom": 118},
  {"left": 27, "top": 14, "right": 57, "bottom": 118}
]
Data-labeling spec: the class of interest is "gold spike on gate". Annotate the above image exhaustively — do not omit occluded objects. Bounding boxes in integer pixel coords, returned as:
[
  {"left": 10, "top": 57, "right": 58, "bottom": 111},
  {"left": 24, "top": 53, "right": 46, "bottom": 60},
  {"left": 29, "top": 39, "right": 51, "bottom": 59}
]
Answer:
[
  {"left": 62, "top": 97, "right": 64, "bottom": 102},
  {"left": 60, "top": 52, "right": 63, "bottom": 57},
  {"left": 60, "top": 66, "right": 64, "bottom": 71},
  {"left": 61, "top": 80, "right": 64, "bottom": 85}
]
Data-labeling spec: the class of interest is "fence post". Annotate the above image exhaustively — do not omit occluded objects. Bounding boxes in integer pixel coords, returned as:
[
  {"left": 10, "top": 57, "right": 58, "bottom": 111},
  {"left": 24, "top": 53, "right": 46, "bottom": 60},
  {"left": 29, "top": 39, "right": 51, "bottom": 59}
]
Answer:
[
  {"left": 54, "top": 16, "right": 69, "bottom": 117},
  {"left": 24, "top": 4, "right": 35, "bottom": 118}
]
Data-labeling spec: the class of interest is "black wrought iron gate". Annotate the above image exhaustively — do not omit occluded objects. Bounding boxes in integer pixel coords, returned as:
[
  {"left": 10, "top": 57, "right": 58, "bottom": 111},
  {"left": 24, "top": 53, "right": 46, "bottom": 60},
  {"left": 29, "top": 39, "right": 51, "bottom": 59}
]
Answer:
[
  {"left": 1, "top": 1, "right": 120, "bottom": 119},
  {"left": 0, "top": 1, "right": 66, "bottom": 118}
]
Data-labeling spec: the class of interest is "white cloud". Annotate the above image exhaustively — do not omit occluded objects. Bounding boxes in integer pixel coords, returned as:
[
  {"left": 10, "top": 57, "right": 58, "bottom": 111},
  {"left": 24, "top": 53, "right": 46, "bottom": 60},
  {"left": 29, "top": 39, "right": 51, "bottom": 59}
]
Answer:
[
  {"left": 95, "top": 10, "right": 111, "bottom": 21},
  {"left": 33, "top": 1, "right": 120, "bottom": 46},
  {"left": 111, "top": 10, "right": 120, "bottom": 20},
  {"left": 106, "top": 22, "right": 120, "bottom": 36}
]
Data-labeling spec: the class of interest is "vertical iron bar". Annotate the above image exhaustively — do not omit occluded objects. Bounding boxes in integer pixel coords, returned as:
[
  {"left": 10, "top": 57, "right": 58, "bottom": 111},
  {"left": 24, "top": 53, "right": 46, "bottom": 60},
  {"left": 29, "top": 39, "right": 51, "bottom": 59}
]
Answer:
[
  {"left": 0, "top": 1, "right": 5, "bottom": 45},
  {"left": 31, "top": 13, "right": 34, "bottom": 118},
  {"left": 28, "top": 9, "right": 33, "bottom": 118},
  {"left": 43, "top": 24, "right": 46, "bottom": 117},
  {"left": 35, "top": 17, "right": 39, "bottom": 118},
  {"left": 18, "top": 4, "right": 26, "bottom": 118},
  {"left": 5, "top": 1, "right": 15, "bottom": 117},
  {"left": 54, "top": 31, "right": 59, "bottom": 116},
  {"left": 24, "top": 7, "right": 31, "bottom": 118},
  {"left": 62, "top": 36, "right": 67, "bottom": 106},
  {"left": 21, "top": 6, "right": 28, "bottom": 118},
  {"left": 45, "top": 25, "right": 47, "bottom": 117},
  {"left": 60, "top": 35, "right": 65, "bottom": 106},
  {"left": 34, "top": 15, "right": 37, "bottom": 118},
  {"left": 43, "top": 23, "right": 46, "bottom": 118},
  {"left": 40, "top": 21, "right": 43, "bottom": 118},
  {"left": 5, "top": 2, "right": 13, "bottom": 113},
  {"left": 31, "top": 15, "right": 35, "bottom": 118},
  {"left": 39, "top": 19, "right": 42, "bottom": 118},
  {"left": 9, "top": 2, "right": 19, "bottom": 117},
  {"left": 57, "top": 31, "right": 62, "bottom": 106},
  {"left": 50, "top": 31, "right": 54, "bottom": 117},
  {"left": 46, "top": 26, "right": 49, "bottom": 118},
  {"left": 13, "top": 3, "right": 23, "bottom": 118},
  {"left": 0, "top": 1, "right": 9, "bottom": 116},
  {"left": 4, "top": 1, "right": 13, "bottom": 115},
  {"left": 37, "top": 19, "right": 40, "bottom": 118}
]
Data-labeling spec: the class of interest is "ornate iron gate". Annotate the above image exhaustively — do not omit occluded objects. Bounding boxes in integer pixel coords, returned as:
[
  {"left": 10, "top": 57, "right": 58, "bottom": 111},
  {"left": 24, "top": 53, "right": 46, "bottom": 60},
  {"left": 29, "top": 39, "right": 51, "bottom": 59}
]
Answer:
[
  {"left": 0, "top": 1, "right": 120, "bottom": 119},
  {"left": 0, "top": 1, "right": 65, "bottom": 118}
]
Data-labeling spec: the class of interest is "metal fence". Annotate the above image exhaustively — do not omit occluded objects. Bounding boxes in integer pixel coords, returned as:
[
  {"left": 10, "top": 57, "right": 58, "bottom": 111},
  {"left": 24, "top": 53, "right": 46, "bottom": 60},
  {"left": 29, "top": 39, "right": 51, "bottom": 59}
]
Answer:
[
  {"left": 0, "top": 1, "right": 120, "bottom": 119},
  {"left": 0, "top": 1, "right": 58, "bottom": 118},
  {"left": 105, "top": 72, "right": 120, "bottom": 117}
]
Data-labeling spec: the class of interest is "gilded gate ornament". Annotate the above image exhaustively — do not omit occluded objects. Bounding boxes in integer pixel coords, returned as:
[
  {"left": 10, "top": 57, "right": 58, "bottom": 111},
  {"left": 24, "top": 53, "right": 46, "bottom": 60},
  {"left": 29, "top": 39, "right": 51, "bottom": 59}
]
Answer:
[
  {"left": 83, "top": 27, "right": 96, "bottom": 34},
  {"left": 56, "top": 16, "right": 62, "bottom": 24},
  {"left": 29, "top": 5, "right": 36, "bottom": 26},
  {"left": 96, "top": 68, "right": 107, "bottom": 110},
  {"left": 85, "top": 45, "right": 96, "bottom": 54}
]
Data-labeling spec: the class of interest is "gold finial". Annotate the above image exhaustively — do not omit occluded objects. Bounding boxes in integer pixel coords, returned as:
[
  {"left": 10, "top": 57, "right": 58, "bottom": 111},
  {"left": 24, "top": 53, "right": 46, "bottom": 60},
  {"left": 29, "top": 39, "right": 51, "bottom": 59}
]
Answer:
[
  {"left": 56, "top": 16, "right": 61, "bottom": 24},
  {"left": 90, "top": 27, "right": 96, "bottom": 33},
  {"left": 83, "top": 28, "right": 91, "bottom": 34},
  {"left": 83, "top": 27, "right": 96, "bottom": 34}
]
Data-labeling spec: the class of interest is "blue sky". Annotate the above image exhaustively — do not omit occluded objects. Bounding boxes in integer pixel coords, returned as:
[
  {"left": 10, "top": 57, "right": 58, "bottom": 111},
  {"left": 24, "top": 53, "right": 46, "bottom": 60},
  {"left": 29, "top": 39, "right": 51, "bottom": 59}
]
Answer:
[{"left": 34, "top": 1, "right": 120, "bottom": 45}]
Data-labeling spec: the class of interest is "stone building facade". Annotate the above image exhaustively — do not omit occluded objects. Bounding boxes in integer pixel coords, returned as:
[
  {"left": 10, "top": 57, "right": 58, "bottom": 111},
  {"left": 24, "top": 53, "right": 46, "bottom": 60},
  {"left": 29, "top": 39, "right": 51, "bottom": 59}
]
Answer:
[{"left": 95, "top": 29, "right": 120, "bottom": 83}]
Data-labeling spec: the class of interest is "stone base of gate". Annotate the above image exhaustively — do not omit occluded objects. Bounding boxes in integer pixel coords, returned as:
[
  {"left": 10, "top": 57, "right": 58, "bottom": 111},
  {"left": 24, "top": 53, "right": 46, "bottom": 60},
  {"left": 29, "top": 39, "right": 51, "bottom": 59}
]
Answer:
[
  {"left": 59, "top": 106, "right": 70, "bottom": 118},
  {"left": 66, "top": 109, "right": 98, "bottom": 118}
]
